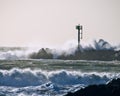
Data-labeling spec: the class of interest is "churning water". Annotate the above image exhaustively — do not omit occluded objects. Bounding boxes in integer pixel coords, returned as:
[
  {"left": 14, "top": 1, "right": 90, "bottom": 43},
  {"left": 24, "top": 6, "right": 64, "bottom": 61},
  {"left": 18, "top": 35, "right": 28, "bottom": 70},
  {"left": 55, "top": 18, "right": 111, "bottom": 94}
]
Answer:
[
  {"left": 0, "top": 45, "right": 120, "bottom": 96},
  {"left": 0, "top": 59, "right": 120, "bottom": 96}
]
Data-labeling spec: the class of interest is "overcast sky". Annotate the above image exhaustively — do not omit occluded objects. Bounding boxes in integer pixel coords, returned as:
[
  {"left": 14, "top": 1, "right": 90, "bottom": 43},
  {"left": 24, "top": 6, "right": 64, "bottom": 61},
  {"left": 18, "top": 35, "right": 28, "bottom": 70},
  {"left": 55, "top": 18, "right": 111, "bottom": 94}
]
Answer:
[{"left": 0, "top": 0, "right": 120, "bottom": 47}]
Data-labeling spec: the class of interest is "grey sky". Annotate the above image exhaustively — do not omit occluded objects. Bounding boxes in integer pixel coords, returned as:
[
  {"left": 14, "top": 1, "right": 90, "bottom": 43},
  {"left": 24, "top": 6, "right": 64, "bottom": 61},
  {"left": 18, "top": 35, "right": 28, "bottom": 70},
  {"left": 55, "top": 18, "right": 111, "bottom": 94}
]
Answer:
[{"left": 0, "top": 0, "right": 120, "bottom": 46}]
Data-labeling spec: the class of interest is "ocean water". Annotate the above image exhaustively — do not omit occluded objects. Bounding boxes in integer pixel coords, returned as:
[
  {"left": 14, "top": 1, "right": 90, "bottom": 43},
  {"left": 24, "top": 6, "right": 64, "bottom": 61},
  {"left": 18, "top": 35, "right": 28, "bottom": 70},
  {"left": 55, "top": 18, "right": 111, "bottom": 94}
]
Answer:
[
  {"left": 0, "top": 47, "right": 120, "bottom": 96},
  {"left": 0, "top": 59, "right": 120, "bottom": 96}
]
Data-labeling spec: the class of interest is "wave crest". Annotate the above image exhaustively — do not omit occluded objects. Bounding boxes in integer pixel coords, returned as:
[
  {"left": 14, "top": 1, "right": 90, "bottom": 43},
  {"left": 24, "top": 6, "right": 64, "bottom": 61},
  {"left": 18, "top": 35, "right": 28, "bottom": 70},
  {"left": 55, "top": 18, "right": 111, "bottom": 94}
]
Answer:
[{"left": 0, "top": 68, "right": 119, "bottom": 87}]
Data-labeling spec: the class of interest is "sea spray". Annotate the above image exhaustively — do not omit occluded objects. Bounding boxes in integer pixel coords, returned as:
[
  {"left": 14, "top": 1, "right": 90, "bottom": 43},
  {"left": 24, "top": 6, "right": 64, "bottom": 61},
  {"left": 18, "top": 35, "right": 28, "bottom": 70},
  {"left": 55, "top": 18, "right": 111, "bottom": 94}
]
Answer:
[
  {"left": 0, "top": 68, "right": 120, "bottom": 95},
  {"left": 0, "top": 68, "right": 119, "bottom": 87},
  {"left": 0, "top": 47, "right": 40, "bottom": 60},
  {"left": 29, "top": 39, "right": 120, "bottom": 60},
  {"left": 0, "top": 39, "right": 120, "bottom": 60}
]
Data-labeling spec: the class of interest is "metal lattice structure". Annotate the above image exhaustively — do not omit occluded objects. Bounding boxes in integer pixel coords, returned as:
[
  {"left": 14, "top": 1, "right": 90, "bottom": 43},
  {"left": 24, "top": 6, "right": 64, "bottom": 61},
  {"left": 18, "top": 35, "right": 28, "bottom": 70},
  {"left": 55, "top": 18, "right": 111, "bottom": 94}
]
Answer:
[{"left": 76, "top": 24, "right": 83, "bottom": 49}]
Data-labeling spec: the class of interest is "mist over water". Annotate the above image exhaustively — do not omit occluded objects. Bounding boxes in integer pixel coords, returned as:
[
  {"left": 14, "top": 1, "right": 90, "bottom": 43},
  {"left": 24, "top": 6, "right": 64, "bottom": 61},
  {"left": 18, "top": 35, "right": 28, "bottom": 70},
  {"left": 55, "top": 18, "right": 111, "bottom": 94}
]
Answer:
[
  {"left": 0, "top": 39, "right": 120, "bottom": 60},
  {"left": 28, "top": 39, "right": 120, "bottom": 60}
]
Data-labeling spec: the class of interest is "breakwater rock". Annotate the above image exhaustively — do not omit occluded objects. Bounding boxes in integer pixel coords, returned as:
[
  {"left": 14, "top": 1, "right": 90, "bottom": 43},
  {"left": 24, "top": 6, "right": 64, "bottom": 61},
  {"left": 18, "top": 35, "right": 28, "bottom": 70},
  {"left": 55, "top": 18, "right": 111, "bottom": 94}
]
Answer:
[
  {"left": 29, "top": 39, "right": 120, "bottom": 61},
  {"left": 65, "top": 78, "right": 120, "bottom": 96}
]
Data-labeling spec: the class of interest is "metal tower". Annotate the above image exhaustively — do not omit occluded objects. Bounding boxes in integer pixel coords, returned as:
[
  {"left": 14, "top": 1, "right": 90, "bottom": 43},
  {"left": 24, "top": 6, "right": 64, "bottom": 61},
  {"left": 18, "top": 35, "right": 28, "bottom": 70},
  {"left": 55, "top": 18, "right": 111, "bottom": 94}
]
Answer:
[{"left": 76, "top": 24, "right": 83, "bottom": 50}]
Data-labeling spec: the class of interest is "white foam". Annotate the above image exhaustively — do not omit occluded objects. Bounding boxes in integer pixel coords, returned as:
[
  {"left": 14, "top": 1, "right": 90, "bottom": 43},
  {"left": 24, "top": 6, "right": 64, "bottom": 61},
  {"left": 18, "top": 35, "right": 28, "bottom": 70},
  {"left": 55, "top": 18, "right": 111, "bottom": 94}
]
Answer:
[
  {"left": 0, "top": 68, "right": 119, "bottom": 87},
  {"left": 0, "top": 68, "right": 120, "bottom": 96},
  {"left": 0, "top": 39, "right": 119, "bottom": 60}
]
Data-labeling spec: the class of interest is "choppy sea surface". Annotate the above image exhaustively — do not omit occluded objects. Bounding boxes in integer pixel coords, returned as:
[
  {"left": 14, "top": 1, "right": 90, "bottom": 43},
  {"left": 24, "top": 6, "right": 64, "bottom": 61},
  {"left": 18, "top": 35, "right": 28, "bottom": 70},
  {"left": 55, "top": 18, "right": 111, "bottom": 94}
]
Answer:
[{"left": 0, "top": 59, "right": 120, "bottom": 96}]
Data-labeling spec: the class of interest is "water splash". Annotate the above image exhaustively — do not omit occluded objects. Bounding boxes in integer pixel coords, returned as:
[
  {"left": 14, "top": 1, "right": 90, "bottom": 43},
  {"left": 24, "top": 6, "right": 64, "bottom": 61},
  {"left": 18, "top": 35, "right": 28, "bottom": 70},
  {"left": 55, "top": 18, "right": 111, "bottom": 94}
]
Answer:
[
  {"left": 0, "top": 39, "right": 120, "bottom": 60},
  {"left": 0, "top": 68, "right": 119, "bottom": 87}
]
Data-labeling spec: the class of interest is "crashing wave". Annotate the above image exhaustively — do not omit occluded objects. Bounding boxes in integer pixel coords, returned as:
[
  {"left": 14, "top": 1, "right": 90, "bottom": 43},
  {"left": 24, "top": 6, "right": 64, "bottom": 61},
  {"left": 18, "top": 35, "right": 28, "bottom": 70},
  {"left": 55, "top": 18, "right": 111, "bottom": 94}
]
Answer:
[
  {"left": 0, "top": 68, "right": 119, "bottom": 87},
  {"left": 0, "top": 68, "right": 120, "bottom": 96},
  {"left": 0, "top": 39, "right": 120, "bottom": 60}
]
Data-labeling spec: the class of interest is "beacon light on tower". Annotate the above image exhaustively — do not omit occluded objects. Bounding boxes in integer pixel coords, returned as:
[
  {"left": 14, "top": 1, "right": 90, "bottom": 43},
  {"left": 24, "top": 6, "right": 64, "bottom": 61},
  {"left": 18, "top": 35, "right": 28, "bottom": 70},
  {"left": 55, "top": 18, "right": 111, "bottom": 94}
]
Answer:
[{"left": 76, "top": 24, "right": 83, "bottom": 49}]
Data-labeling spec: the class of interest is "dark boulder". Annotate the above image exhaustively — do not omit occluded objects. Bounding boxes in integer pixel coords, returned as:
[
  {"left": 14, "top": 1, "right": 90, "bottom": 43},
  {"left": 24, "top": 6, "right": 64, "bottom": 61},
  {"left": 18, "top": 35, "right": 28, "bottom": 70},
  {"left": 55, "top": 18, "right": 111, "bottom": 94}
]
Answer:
[{"left": 65, "top": 78, "right": 120, "bottom": 96}]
